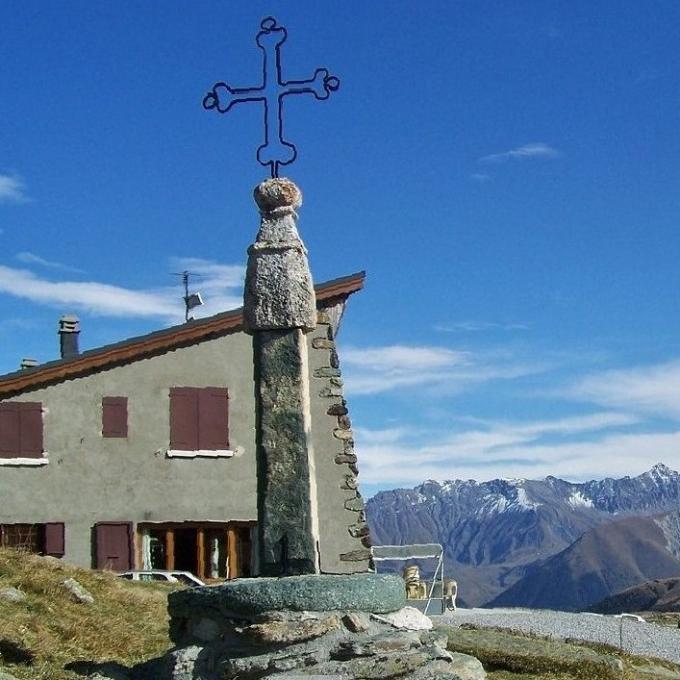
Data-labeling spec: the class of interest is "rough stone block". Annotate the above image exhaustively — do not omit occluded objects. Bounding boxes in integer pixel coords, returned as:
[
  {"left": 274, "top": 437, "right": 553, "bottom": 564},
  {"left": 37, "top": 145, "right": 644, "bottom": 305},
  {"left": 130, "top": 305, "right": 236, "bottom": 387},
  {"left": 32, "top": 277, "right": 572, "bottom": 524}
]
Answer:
[
  {"left": 344, "top": 496, "right": 365, "bottom": 512},
  {"left": 335, "top": 453, "right": 357, "bottom": 465},
  {"left": 341, "top": 475, "right": 358, "bottom": 490},
  {"left": 339, "top": 548, "right": 372, "bottom": 562},
  {"left": 169, "top": 573, "right": 406, "bottom": 617},
  {"left": 448, "top": 652, "right": 487, "bottom": 680},
  {"left": 311, "top": 337, "right": 335, "bottom": 350},
  {"left": 372, "top": 606, "right": 434, "bottom": 631},
  {"left": 319, "top": 387, "right": 343, "bottom": 398},
  {"left": 348, "top": 522, "right": 370, "bottom": 538},
  {"left": 239, "top": 613, "right": 341, "bottom": 645},
  {"left": 314, "top": 367, "right": 341, "bottom": 378},
  {"left": 343, "top": 439, "right": 355, "bottom": 453},
  {"left": 342, "top": 612, "right": 370, "bottom": 633},
  {"left": 333, "top": 428, "right": 353, "bottom": 440},
  {"left": 326, "top": 403, "right": 348, "bottom": 416}
]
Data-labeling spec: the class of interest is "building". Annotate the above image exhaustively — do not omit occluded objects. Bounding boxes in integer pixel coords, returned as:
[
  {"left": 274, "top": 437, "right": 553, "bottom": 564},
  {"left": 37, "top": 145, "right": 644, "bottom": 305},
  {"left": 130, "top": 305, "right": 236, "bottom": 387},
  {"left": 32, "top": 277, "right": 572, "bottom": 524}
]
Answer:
[{"left": 0, "top": 272, "right": 371, "bottom": 579}]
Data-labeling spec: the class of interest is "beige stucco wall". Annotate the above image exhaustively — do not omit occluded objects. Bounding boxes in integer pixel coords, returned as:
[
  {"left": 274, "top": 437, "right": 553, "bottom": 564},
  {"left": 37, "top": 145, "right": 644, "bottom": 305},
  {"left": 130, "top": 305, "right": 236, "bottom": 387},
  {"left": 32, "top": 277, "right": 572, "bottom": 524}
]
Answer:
[{"left": 0, "top": 319, "right": 369, "bottom": 573}]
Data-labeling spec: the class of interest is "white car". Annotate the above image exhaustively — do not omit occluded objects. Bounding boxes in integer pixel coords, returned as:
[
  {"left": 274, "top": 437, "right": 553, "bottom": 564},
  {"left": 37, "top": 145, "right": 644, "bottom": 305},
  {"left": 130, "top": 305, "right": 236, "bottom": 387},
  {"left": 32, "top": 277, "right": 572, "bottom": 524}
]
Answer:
[{"left": 117, "top": 570, "right": 204, "bottom": 587}]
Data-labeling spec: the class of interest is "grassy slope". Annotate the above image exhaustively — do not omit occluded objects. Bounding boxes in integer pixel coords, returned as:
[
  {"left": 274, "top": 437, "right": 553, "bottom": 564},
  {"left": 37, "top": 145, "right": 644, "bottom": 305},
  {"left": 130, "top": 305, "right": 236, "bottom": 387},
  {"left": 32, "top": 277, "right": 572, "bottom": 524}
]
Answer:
[
  {"left": 0, "top": 548, "right": 174, "bottom": 680},
  {"left": 2, "top": 547, "right": 680, "bottom": 680}
]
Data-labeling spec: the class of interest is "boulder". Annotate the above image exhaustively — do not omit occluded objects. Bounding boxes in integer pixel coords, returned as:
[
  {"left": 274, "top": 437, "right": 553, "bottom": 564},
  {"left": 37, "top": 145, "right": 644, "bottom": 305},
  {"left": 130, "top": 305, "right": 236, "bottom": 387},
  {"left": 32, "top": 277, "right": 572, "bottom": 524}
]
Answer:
[{"left": 0, "top": 587, "right": 26, "bottom": 604}]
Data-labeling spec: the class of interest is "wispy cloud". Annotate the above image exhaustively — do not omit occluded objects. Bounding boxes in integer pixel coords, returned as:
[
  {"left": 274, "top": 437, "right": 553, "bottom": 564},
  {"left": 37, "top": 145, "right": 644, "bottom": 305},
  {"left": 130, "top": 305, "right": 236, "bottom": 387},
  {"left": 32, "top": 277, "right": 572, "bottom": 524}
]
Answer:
[
  {"left": 169, "top": 257, "right": 245, "bottom": 318},
  {"left": 568, "top": 359, "right": 680, "bottom": 420},
  {"left": 0, "top": 258, "right": 244, "bottom": 322},
  {"left": 355, "top": 412, "right": 649, "bottom": 489},
  {"left": 0, "top": 174, "right": 28, "bottom": 203},
  {"left": 435, "top": 321, "right": 529, "bottom": 333},
  {"left": 342, "top": 344, "right": 543, "bottom": 395},
  {"left": 478, "top": 143, "right": 560, "bottom": 164},
  {"left": 16, "top": 252, "right": 84, "bottom": 274},
  {"left": 470, "top": 173, "right": 491, "bottom": 182}
]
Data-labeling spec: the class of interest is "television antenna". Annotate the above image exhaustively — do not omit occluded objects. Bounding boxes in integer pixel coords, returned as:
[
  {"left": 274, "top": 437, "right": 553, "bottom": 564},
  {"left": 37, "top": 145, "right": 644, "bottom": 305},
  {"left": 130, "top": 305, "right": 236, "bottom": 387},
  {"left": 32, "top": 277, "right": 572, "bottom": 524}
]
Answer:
[{"left": 171, "top": 270, "right": 205, "bottom": 322}]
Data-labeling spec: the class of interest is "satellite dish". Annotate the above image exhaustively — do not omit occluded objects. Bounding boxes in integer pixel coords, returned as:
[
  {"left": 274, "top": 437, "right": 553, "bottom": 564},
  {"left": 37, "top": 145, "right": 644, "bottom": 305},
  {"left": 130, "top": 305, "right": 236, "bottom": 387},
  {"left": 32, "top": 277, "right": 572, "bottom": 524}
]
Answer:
[{"left": 185, "top": 292, "right": 203, "bottom": 311}]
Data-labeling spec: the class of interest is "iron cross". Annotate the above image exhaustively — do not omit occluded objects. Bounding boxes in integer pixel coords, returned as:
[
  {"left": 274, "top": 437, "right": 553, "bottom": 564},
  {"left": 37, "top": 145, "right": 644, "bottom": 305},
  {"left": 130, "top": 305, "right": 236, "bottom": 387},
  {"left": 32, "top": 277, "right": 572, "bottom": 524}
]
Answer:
[{"left": 203, "top": 17, "right": 340, "bottom": 178}]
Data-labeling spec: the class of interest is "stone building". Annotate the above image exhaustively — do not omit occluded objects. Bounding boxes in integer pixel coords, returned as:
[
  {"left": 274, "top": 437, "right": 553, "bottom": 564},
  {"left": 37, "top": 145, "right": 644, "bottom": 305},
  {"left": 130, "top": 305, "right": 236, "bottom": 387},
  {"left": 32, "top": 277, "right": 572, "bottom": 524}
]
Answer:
[{"left": 0, "top": 272, "right": 370, "bottom": 580}]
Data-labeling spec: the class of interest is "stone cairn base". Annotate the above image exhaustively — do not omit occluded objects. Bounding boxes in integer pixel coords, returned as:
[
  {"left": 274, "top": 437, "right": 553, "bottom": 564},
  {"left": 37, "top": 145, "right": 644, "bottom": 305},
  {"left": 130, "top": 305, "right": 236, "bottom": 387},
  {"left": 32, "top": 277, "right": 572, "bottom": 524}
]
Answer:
[{"left": 128, "top": 574, "right": 485, "bottom": 680}]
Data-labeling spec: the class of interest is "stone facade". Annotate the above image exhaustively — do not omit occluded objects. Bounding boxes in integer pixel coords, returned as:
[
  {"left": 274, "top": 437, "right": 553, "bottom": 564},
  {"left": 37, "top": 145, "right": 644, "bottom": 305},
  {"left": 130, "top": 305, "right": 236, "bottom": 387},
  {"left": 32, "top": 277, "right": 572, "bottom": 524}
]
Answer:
[{"left": 311, "top": 307, "right": 372, "bottom": 568}]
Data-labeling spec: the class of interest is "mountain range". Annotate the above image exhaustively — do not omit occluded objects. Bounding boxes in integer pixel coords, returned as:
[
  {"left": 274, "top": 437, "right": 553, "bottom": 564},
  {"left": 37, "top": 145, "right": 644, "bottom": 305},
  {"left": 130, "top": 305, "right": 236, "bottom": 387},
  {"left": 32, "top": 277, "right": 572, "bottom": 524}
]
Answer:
[
  {"left": 591, "top": 576, "right": 680, "bottom": 614},
  {"left": 365, "top": 463, "right": 680, "bottom": 609}
]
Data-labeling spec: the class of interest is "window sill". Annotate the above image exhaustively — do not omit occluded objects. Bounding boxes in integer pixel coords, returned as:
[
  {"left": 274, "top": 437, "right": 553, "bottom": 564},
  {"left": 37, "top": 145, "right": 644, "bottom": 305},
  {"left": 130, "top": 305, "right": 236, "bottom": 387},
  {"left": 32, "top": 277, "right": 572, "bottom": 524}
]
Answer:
[
  {"left": 166, "top": 449, "right": 234, "bottom": 459},
  {"left": 0, "top": 456, "right": 49, "bottom": 466}
]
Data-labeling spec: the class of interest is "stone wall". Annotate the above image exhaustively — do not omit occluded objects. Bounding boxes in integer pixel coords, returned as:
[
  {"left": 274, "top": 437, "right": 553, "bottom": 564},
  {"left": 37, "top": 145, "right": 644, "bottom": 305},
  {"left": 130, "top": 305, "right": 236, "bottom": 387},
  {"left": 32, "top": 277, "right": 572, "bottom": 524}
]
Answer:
[{"left": 309, "top": 303, "right": 372, "bottom": 573}]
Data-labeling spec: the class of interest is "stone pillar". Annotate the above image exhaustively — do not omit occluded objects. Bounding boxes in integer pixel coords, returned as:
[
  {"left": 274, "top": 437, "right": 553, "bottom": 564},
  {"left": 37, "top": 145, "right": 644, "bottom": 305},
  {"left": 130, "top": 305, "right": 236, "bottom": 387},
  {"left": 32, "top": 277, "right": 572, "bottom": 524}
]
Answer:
[{"left": 245, "top": 178, "right": 320, "bottom": 576}]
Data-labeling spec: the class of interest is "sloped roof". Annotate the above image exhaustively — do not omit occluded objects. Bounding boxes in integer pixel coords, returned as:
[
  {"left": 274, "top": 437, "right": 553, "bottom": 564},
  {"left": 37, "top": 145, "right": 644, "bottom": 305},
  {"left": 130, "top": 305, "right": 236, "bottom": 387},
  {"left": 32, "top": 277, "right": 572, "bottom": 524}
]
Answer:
[{"left": 0, "top": 271, "right": 365, "bottom": 398}]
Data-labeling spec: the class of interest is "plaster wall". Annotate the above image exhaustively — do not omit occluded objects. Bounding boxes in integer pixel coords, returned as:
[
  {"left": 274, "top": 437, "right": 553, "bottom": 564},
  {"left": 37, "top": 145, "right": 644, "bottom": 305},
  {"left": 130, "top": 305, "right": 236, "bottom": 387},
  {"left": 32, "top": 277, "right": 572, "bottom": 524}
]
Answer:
[{"left": 0, "top": 321, "right": 369, "bottom": 573}]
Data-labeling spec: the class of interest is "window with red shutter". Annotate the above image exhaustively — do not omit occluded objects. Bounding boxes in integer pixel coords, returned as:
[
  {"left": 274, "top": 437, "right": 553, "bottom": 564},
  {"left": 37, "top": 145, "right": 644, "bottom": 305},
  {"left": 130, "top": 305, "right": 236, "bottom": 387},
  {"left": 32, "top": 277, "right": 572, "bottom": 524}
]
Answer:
[
  {"left": 0, "top": 402, "right": 43, "bottom": 458},
  {"left": 169, "top": 388, "right": 199, "bottom": 450},
  {"left": 0, "top": 403, "right": 21, "bottom": 459},
  {"left": 44, "top": 522, "right": 65, "bottom": 557},
  {"left": 198, "top": 388, "right": 229, "bottom": 450},
  {"left": 102, "top": 397, "right": 128, "bottom": 438},
  {"left": 169, "top": 387, "right": 229, "bottom": 451}
]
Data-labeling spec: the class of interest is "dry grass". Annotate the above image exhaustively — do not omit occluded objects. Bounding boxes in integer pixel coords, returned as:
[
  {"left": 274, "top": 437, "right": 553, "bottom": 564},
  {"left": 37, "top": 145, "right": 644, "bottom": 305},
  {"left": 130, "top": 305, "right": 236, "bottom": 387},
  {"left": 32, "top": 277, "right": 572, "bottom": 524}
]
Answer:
[
  {"left": 0, "top": 548, "right": 175, "bottom": 679},
  {"left": 440, "top": 624, "right": 680, "bottom": 680}
]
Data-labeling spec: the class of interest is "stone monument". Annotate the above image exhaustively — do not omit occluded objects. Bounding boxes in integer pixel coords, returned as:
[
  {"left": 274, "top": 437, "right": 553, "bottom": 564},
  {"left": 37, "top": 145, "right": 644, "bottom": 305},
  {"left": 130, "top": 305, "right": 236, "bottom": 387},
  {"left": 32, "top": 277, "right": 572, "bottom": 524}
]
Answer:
[
  {"left": 245, "top": 178, "right": 319, "bottom": 577},
  {"left": 114, "top": 17, "right": 486, "bottom": 680}
]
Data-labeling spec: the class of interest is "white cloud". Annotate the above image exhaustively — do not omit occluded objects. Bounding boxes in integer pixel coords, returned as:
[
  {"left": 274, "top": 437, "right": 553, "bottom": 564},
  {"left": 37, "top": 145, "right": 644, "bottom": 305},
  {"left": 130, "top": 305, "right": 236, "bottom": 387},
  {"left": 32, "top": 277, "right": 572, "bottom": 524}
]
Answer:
[
  {"left": 0, "top": 174, "right": 27, "bottom": 203},
  {"left": 470, "top": 173, "right": 491, "bottom": 182},
  {"left": 354, "top": 412, "right": 651, "bottom": 489},
  {"left": 568, "top": 359, "right": 680, "bottom": 420},
  {"left": 341, "top": 344, "right": 542, "bottom": 395},
  {"left": 16, "top": 252, "right": 84, "bottom": 273},
  {"left": 169, "top": 257, "right": 245, "bottom": 318},
  {"left": 478, "top": 143, "right": 560, "bottom": 164},
  {"left": 0, "top": 258, "right": 244, "bottom": 322},
  {"left": 435, "top": 321, "right": 529, "bottom": 333}
]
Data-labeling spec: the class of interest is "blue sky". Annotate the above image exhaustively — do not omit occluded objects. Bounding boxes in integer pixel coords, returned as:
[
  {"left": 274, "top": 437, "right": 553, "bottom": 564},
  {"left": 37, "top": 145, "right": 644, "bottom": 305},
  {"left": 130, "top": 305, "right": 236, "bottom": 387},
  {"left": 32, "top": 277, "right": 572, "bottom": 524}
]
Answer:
[{"left": 2, "top": 1, "right": 680, "bottom": 496}]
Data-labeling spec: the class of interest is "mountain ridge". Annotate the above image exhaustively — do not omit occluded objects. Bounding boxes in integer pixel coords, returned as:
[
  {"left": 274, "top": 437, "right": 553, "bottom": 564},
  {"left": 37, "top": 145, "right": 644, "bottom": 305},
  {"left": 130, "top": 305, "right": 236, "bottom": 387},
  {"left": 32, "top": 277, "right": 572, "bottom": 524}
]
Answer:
[{"left": 365, "top": 463, "right": 680, "bottom": 607}]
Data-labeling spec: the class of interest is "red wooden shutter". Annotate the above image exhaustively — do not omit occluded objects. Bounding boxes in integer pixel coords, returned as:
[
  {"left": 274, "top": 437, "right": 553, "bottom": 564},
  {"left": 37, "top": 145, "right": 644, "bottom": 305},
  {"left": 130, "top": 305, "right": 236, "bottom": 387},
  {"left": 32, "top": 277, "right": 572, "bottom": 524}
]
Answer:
[
  {"left": 44, "top": 522, "right": 65, "bottom": 557},
  {"left": 198, "top": 388, "right": 229, "bottom": 450},
  {"left": 169, "top": 388, "right": 199, "bottom": 450},
  {"left": 19, "top": 403, "right": 43, "bottom": 457},
  {"left": 102, "top": 397, "right": 128, "bottom": 438},
  {"left": 95, "top": 522, "right": 133, "bottom": 570},
  {"left": 0, "top": 403, "right": 21, "bottom": 459}
]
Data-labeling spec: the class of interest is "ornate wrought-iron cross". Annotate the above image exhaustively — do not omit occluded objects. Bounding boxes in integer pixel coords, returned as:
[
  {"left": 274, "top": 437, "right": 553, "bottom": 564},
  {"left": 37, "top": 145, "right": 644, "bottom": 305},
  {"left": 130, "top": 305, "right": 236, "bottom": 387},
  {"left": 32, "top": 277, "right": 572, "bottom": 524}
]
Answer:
[{"left": 203, "top": 17, "right": 340, "bottom": 178}]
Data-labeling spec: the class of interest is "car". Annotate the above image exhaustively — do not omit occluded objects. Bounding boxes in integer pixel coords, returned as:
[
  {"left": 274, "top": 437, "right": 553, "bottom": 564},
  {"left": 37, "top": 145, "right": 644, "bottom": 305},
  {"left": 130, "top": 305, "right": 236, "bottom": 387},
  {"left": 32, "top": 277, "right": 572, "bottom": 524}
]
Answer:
[
  {"left": 117, "top": 570, "right": 205, "bottom": 587},
  {"left": 613, "top": 613, "right": 646, "bottom": 623}
]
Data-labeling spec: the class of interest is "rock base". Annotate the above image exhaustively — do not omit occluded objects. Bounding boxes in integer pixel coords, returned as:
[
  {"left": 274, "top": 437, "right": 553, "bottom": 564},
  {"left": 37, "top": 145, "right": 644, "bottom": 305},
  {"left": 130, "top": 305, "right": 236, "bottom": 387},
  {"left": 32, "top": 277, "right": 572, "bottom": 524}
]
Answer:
[{"left": 132, "top": 606, "right": 485, "bottom": 680}]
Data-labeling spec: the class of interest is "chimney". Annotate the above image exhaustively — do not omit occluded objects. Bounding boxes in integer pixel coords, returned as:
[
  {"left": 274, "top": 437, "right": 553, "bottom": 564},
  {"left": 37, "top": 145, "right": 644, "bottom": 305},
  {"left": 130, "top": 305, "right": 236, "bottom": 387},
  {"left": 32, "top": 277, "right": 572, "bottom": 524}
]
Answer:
[
  {"left": 20, "top": 358, "right": 38, "bottom": 370},
  {"left": 58, "top": 315, "right": 80, "bottom": 360}
]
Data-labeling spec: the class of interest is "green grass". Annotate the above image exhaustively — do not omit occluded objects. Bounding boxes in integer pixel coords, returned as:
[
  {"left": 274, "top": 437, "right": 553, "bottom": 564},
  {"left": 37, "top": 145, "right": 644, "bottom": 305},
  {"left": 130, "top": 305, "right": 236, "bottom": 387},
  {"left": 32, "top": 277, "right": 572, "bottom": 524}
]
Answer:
[{"left": 0, "top": 548, "right": 176, "bottom": 679}]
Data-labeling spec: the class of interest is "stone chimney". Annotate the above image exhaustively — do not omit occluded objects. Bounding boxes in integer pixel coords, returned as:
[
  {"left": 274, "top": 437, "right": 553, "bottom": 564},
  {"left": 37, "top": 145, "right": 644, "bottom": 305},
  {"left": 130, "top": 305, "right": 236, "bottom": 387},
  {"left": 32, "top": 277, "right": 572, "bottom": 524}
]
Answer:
[
  {"left": 58, "top": 315, "right": 80, "bottom": 360},
  {"left": 20, "top": 358, "right": 38, "bottom": 370}
]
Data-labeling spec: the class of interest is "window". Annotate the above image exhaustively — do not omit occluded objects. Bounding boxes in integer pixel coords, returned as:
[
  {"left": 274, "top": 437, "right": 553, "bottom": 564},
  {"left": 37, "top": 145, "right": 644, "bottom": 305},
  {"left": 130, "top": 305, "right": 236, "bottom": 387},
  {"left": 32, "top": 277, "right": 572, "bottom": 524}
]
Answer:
[
  {"left": 102, "top": 397, "right": 128, "bottom": 438},
  {"left": 169, "top": 387, "right": 229, "bottom": 452},
  {"left": 0, "top": 402, "right": 44, "bottom": 459},
  {"left": 0, "top": 523, "right": 64, "bottom": 557}
]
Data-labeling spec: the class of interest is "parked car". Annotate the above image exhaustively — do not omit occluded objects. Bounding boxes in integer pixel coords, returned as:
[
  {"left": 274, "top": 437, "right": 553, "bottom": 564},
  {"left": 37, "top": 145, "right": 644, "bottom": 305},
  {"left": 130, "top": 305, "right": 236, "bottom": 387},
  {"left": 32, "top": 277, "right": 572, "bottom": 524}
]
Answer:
[{"left": 117, "top": 570, "right": 204, "bottom": 587}]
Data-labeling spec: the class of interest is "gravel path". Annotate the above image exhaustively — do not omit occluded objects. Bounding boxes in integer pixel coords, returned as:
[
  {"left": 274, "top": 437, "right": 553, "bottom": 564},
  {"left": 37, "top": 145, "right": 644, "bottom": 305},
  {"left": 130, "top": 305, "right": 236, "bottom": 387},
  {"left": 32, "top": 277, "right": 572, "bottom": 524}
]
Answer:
[{"left": 432, "top": 608, "right": 680, "bottom": 665}]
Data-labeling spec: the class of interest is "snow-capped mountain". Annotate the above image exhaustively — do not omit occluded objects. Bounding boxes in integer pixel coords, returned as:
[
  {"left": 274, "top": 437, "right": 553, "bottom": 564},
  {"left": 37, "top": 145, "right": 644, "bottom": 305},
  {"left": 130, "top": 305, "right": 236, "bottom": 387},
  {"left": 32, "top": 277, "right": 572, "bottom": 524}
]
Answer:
[{"left": 365, "top": 463, "right": 680, "bottom": 607}]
